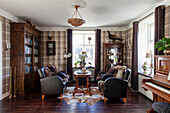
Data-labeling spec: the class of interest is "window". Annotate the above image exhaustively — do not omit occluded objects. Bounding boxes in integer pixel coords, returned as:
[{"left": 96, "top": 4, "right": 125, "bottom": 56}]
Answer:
[
  {"left": 147, "top": 24, "right": 154, "bottom": 66},
  {"left": 138, "top": 14, "right": 154, "bottom": 74},
  {"left": 72, "top": 31, "right": 95, "bottom": 67}
]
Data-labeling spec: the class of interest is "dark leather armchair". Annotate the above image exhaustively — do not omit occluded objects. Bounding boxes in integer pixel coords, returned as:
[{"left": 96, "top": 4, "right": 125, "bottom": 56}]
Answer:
[
  {"left": 38, "top": 67, "right": 67, "bottom": 100},
  {"left": 101, "top": 68, "right": 131, "bottom": 103}
]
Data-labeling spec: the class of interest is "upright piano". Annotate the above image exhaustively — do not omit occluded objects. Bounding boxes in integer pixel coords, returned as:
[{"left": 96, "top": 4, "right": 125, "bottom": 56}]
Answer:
[{"left": 142, "top": 55, "right": 170, "bottom": 113}]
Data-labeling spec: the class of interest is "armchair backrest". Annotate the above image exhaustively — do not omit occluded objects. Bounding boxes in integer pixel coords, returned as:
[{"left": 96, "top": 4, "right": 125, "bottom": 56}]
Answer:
[
  {"left": 39, "top": 67, "right": 48, "bottom": 78},
  {"left": 104, "top": 77, "right": 128, "bottom": 98},
  {"left": 123, "top": 68, "right": 131, "bottom": 80},
  {"left": 38, "top": 69, "right": 44, "bottom": 79}
]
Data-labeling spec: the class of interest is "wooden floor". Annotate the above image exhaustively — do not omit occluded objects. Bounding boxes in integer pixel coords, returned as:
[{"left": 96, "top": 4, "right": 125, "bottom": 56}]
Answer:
[{"left": 0, "top": 82, "right": 153, "bottom": 113}]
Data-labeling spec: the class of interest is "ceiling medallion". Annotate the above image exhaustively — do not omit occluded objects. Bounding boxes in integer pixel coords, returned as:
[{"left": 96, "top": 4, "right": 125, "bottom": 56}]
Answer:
[{"left": 67, "top": 0, "right": 87, "bottom": 27}]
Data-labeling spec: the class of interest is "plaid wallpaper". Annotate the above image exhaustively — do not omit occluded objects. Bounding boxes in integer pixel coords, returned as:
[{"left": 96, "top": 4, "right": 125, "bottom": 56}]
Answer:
[
  {"left": 41, "top": 31, "right": 67, "bottom": 71},
  {"left": 101, "top": 31, "right": 126, "bottom": 71},
  {"left": 0, "top": 16, "right": 11, "bottom": 95},
  {"left": 165, "top": 5, "right": 170, "bottom": 38},
  {"left": 124, "top": 28, "right": 133, "bottom": 70}
]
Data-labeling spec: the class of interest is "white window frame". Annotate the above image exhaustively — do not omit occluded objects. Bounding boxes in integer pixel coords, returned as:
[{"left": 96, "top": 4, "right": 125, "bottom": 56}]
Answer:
[{"left": 72, "top": 31, "right": 95, "bottom": 67}]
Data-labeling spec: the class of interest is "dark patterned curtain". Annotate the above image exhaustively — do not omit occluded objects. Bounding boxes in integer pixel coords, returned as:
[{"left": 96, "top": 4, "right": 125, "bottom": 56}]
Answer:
[
  {"left": 67, "top": 29, "right": 73, "bottom": 80},
  {"left": 95, "top": 29, "right": 101, "bottom": 82},
  {"left": 154, "top": 5, "right": 165, "bottom": 55},
  {"left": 132, "top": 21, "right": 139, "bottom": 90}
]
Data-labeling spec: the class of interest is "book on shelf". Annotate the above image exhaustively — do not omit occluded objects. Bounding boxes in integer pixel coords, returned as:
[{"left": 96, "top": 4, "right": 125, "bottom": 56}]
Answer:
[
  {"left": 34, "top": 39, "right": 39, "bottom": 46},
  {"left": 25, "top": 57, "right": 32, "bottom": 64},
  {"left": 25, "top": 37, "right": 32, "bottom": 45},
  {"left": 25, "top": 66, "right": 32, "bottom": 74},
  {"left": 25, "top": 46, "right": 32, "bottom": 54},
  {"left": 34, "top": 57, "right": 38, "bottom": 63},
  {"left": 34, "top": 49, "right": 38, "bottom": 54}
]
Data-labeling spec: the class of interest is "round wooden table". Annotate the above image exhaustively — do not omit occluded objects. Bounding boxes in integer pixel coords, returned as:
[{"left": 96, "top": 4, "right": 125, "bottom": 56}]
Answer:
[{"left": 73, "top": 70, "right": 92, "bottom": 96}]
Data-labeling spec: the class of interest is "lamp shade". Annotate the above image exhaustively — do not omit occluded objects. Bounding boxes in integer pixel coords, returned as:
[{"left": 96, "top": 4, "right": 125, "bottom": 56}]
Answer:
[
  {"left": 145, "top": 52, "right": 151, "bottom": 58},
  {"left": 68, "top": 18, "right": 85, "bottom": 27},
  {"left": 64, "top": 53, "right": 72, "bottom": 58}
]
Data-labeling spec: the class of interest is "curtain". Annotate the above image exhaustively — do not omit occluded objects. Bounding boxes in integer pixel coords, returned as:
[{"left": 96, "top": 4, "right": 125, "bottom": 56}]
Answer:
[
  {"left": 95, "top": 29, "right": 101, "bottom": 82},
  {"left": 154, "top": 5, "right": 165, "bottom": 55},
  {"left": 132, "top": 21, "right": 139, "bottom": 90},
  {"left": 67, "top": 29, "right": 73, "bottom": 80}
]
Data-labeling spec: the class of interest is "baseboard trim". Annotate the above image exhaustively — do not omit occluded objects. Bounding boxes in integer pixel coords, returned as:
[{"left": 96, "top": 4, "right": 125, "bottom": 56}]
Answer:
[{"left": 0, "top": 92, "right": 9, "bottom": 100}]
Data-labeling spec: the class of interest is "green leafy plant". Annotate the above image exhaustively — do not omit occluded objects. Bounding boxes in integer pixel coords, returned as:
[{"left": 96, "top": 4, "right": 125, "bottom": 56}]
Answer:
[
  {"left": 74, "top": 61, "right": 80, "bottom": 65},
  {"left": 155, "top": 37, "right": 170, "bottom": 51}
]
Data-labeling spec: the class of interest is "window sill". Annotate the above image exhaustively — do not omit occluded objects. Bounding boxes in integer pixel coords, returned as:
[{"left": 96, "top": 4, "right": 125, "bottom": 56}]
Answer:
[{"left": 138, "top": 71, "right": 153, "bottom": 78}]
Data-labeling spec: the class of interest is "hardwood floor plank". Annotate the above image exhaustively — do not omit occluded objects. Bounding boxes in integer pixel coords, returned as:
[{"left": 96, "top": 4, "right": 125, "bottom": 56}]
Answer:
[{"left": 0, "top": 83, "right": 153, "bottom": 113}]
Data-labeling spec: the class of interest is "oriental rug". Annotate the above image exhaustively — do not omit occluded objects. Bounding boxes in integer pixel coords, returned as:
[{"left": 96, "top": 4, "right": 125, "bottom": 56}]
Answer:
[{"left": 59, "top": 87, "right": 104, "bottom": 105}]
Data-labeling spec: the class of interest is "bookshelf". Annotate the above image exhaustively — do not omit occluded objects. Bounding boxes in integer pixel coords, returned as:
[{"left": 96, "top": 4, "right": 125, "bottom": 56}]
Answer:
[{"left": 10, "top": 22, "right": 41, "bottom": 95}]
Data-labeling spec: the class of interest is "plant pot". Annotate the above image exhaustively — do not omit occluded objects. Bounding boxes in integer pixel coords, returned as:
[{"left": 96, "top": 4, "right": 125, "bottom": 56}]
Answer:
[{"left": 164, "top": 49, "right": 170, "bottom": 55}]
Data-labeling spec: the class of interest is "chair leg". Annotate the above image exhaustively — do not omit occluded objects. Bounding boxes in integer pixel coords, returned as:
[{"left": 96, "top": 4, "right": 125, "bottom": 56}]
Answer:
[
  {"left": 60, "top": 94, "right": 63, "bottom": 100},
  {"left": 42, "top": 95, "right": 45, "bottom": 100},
  {"left": 104, "top": 97, "right": 107, "bottom": 103},
  {"left": 123, "top": 98, "right": 126, "bottom": 103}
]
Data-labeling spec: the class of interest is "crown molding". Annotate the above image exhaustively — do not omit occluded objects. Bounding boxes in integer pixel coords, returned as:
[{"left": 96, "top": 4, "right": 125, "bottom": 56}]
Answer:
[
  {"left": 0, "top": 9, "right": 20, "bottom": 22},
  {"left": 36, "top": 26, "right": 128, "bottom": 31}
]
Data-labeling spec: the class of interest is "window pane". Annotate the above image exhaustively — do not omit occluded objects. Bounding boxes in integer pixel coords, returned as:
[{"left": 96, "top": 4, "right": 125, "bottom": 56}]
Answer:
[
  {"left": 84, "top": 35, "right": 95, "bottom": 45},
  {"left": 72, "top": 34, "right": 83, "bottom": 45},
  {"left": 72, "top": 46, "right": 83, "bottom": 67},
  {"left": 85, "top": 46, "right": 95, "bottom": 67},
  {"left": 150, "top": 25, "right": 154, "bottom": 41}
]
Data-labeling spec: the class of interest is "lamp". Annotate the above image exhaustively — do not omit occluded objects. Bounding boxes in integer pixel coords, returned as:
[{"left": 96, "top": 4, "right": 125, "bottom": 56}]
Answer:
[
  {"left": 142, "top": 51, "right": 153, "bottom": 75},
  {"left": 67, "top": 0, "right": 87, "bottom": 27},
  {"left": 145, "top": 52, "right": 151, "bottom": 58},
  {"left": 64, "top": 51, "right": 72, "bottom": 73}
]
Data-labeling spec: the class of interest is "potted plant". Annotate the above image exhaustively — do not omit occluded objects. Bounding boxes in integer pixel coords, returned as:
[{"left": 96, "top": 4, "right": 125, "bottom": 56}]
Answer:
[
  {"left": 74, "top": 61, "right": 80, "bottom": 67},
  {"left": 155, "top": 37, "right": 170, "bottom": 55}
]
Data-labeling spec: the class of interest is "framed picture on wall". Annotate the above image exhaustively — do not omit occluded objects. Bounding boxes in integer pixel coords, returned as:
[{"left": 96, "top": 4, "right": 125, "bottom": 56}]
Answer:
[{"left": 46, "top": 41, "right": 56, "bottom": 55}]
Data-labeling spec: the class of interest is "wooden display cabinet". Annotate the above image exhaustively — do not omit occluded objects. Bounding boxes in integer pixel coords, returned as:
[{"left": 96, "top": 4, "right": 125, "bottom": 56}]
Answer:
[
  {"left": 104, "top": 43, "right": 124, "bottom": 72},
  {"left": 10, "top": 22, "right": 41, "bottom": 95}
]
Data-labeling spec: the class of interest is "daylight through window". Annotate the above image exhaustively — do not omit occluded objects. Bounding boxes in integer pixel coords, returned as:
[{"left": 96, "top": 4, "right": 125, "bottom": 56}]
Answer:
[{"left": 72, "top": 31, "right": 95, "bottom": 67}]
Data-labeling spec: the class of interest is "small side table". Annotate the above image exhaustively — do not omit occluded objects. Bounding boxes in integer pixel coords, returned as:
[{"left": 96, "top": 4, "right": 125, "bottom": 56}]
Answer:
[{"left": 73, "top": 70, "right": 92, "bottom": 96}]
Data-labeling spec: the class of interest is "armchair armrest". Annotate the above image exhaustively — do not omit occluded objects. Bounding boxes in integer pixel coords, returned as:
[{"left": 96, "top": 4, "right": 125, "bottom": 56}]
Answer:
[
  {"left": 98, "top": 71, "right": 107, "bottom": 75},
  {"left": 56, "top": 72, "right": 67, "bottom": 79},
  {"left": 40, "top": 76, "right": 64, "bottom": 95},
  {"left": 105, "top": 77, "right": 128, "bottom": 84},
  {"left": 101, "top": 74, "right": 114, "bottom": 81}
]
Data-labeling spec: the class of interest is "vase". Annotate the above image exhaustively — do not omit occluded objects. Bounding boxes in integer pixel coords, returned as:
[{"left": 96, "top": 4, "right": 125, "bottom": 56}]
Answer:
[{"left": 164, "top": 49, "right": 170, "bottom": 55}]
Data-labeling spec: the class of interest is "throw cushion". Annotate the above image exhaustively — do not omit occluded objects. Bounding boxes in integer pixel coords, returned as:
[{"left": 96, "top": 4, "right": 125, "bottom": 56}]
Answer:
[
  {"left": 107, "top": 67, "right": 118, "bottom": 74},
  {"left": 44, "top": 68, "right": 53, "bottom": 77},
  {"left": 48, "top": 65, "right": 58, "bottom": 74},
  {"left": 115, "top": 66, "right": 127, "bottom": 79},
  {"left": 107, "top": 67, "right": 115, "bottom": 74}
]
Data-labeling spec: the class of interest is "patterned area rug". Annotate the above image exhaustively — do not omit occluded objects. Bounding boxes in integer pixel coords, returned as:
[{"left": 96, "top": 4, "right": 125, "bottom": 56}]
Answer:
[{"left": 60, "top": 87, "right": 104, "bottom": 105}]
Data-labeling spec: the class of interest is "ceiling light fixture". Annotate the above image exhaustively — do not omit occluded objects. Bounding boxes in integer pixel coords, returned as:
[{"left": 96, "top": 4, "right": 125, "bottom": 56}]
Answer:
[{"left": 67, "top": 0, "right": 87, "bottom": 27}]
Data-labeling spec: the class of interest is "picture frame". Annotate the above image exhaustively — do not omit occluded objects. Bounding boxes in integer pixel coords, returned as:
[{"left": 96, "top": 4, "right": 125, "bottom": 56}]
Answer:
[{"left": 46, "top": 41, "right": 56, "bottom": 55}]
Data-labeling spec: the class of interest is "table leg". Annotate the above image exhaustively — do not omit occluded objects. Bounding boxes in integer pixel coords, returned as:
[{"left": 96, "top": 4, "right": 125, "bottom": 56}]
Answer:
[
  {"left": 85, "top": 77, "right": 92, "bottom": 96},
  {"left": 73, "top": 77, "right": 79, "bottom": 96}
]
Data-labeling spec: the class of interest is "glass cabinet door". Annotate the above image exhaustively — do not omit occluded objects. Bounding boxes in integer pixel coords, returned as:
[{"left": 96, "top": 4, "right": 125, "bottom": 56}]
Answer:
[{"left": 104, "top": 44, "right": 124, "bottom": 72}]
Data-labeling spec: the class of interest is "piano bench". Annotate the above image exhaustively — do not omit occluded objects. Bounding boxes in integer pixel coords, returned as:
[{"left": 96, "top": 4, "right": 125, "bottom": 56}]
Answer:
[{"left": 152, "top": 102, "right": 170, "bottom": 113}]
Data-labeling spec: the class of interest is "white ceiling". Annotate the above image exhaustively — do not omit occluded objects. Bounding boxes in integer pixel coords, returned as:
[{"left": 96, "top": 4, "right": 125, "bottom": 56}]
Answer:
[{"left": 0, "top": 0, "right": 164, "bottom": 27}]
